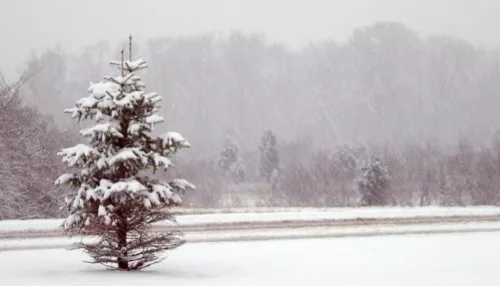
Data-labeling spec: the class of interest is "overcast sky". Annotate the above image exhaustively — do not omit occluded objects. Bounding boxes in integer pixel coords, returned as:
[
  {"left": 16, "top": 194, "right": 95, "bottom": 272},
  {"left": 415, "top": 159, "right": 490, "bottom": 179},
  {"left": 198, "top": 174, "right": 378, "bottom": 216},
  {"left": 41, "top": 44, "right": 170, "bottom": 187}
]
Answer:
[{"left": 1, "top": 0, "right": 499, "bottom": 77}]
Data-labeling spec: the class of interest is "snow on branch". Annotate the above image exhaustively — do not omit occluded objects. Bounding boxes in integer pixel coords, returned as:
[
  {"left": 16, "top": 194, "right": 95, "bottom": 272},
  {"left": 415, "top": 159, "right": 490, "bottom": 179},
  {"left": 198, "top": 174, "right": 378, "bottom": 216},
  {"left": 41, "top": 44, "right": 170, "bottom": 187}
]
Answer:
[
  {"left": 162, "top": 132, "right": 191, "bottom": 155},
  {"left": 104, "top": 73, "right": 140, "bottom": 86},
  {"left": 110, "top": 58, "right": 148, "bottom": 73},
  {"left": 80, "top": 123, "right": 123, "bottom": 140},
  {"left": 57, "top": 144, "right": 98, "bottom": 167},
  {"left": 170, "top": 179, "right": 196, "bottom": 191},
  {"left": 88, "top": 81, "right": 120, "bottom": 99},
  {"left": 146, "top": 114, "right": 164, "bottom": 126},
  {"left": 55, "top": 173, "right": 77, "bottom": 186}
]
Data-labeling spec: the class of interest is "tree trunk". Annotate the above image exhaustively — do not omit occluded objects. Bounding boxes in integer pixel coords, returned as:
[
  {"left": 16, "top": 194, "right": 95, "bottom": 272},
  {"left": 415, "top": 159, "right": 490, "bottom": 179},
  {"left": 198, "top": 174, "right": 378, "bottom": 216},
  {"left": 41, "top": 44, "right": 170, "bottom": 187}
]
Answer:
[{"left": 117, "top": 217, "right": 128, "bottom": 270}]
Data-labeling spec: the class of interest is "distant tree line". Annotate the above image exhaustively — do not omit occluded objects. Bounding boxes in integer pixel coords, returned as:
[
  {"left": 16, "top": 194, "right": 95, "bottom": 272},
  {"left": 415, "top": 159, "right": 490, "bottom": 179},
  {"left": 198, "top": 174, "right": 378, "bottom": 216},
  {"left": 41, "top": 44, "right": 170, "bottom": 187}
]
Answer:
[
  {"left": 184, "top": 133, "right": 500, "bottom": 208},
  {"left": 19, "top": 22, "right": 500, "bottom": 160}
]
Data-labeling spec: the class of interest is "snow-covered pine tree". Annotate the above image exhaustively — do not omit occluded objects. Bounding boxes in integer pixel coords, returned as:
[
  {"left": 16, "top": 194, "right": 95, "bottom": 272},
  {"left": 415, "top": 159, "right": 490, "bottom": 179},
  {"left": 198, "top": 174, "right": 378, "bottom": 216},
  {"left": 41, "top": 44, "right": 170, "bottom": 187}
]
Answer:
[
  {"left": 218, "top": 137, "right": 245, "bottom": 183},
  {"left": 55, "top": 36, "right": 195, "bottom": 271},
  {"left": 259, "top": 130, "right": 279, "bottom": 182},
  {"left": 356, "top": 155, "right": 390, "bottom": 206}
]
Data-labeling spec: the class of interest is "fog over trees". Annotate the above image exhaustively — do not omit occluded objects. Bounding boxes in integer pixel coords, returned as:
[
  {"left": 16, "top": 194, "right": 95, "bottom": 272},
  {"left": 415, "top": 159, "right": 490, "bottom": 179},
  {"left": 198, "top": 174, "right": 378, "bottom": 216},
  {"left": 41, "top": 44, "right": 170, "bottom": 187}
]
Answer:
[{"left": 3, "top": 22, "right": 500, "bottom": 218}]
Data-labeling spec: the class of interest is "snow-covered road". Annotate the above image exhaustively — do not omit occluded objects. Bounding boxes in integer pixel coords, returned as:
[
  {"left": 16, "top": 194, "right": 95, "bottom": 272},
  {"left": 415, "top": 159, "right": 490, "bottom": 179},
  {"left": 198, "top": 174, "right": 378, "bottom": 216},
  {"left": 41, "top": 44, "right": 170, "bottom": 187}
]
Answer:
[
  {"left": 3, "top": 206, "right": 500, "bottom": 240},
  {"left": 1, "top": 232, "right": 497, "bottom": 286},
  {"left": 3, "top": 221, "right": 500, "bottom": 252},
  {"left": 3, "top": 207, "right": 500, "bottom": 252},
  {"left": 4, "top": 206, "right": 500, "bottom": 232}
]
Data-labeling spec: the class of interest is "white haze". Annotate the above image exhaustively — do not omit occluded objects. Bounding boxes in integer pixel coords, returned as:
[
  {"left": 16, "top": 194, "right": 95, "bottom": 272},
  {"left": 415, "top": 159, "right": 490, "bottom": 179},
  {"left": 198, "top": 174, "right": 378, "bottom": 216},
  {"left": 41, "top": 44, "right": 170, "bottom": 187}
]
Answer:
[
  {"left": 1, "top": 0, "right": 500, "bottom": 77},
  {"left": 2, "top": 0, "right": 500, "bottom": 160}
]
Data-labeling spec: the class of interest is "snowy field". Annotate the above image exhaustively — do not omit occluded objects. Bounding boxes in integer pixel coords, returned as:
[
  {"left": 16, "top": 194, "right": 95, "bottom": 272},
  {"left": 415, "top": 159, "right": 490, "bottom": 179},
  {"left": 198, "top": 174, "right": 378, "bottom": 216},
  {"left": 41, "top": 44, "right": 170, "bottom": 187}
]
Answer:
[
  {"left": 2, "top": 206, "right": 500, "bottom": 232},
  {"left": 1, "top": 232, "right": 497, "bottom": 286}
]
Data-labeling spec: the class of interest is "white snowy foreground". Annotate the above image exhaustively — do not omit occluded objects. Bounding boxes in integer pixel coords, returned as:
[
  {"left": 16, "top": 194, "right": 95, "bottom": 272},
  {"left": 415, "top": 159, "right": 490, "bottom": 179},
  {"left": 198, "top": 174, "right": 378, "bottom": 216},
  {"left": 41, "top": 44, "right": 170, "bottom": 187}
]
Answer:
[
  {"left": 1, "top": 232, "right": 497, "bottom": 286},
  {"left": 2, "top": 206, "right": 500, "bottom": 232}
]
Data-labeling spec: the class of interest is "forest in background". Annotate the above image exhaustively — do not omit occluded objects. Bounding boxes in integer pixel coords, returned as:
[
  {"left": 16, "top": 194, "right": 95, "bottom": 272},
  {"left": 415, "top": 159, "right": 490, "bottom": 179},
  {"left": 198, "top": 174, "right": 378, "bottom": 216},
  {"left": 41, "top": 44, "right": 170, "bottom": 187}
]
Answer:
[{"left": 3, "top": 22, "right": 500, "bottom": 219}]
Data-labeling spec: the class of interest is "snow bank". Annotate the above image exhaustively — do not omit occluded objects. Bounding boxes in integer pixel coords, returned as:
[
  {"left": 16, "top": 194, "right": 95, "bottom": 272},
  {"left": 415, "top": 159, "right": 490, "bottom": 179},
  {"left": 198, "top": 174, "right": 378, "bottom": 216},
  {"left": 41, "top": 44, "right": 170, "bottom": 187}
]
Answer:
[
  {"left": 174, "top": 206, "right": 500, "bottom": 225},
  {"left": 0, "top": 218, "right": 64, "bottom": 232}
]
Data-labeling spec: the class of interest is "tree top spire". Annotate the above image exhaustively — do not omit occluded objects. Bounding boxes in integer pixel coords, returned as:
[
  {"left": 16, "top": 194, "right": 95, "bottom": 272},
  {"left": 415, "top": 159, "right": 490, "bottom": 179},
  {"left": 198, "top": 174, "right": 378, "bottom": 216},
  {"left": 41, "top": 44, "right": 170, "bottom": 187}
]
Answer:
[
  {"left": 129, "top": 35, "right": 133, "bottom": 61},
  {"left": 120, "top": 47, "right": 124, "bottom": 77}
]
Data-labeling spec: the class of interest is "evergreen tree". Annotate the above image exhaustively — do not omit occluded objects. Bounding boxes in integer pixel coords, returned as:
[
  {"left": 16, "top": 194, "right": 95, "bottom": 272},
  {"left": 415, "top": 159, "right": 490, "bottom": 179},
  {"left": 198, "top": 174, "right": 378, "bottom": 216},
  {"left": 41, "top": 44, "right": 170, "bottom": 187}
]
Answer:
[
  {"left": 218, "top": 137, "right": 245, "bottom": 183},
  {"left": 259, "top": 130, "right": 279, "bottom": 182},
  {"left": 356, "top": 155, "right": 390, "bottom": 206},
  {"left": 55, "top": 36, "right": 195, "bottom": 271}
]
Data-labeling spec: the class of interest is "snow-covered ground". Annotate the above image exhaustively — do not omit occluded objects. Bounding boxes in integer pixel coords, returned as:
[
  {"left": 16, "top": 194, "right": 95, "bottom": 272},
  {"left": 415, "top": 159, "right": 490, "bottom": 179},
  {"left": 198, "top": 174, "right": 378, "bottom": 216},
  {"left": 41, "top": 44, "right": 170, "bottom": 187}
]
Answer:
[
  {"left": 1, "top": 232, "right": 498, "bottom": 286},
  {"left": 2, "top": 206, "right": 500, "bottom": 232}
]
